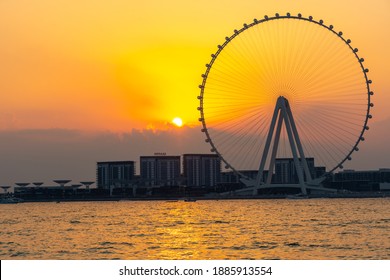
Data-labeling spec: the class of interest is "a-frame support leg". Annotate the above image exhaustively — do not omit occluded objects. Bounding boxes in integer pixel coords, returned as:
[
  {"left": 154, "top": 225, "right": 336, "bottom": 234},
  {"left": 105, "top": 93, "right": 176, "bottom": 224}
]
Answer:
[{"left": 253, "top": 96, "right": 312, "bottom": 195}]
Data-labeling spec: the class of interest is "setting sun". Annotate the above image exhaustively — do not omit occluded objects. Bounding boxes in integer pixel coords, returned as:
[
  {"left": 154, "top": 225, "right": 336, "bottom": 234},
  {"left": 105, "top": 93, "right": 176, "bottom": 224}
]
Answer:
[{"left": 172, "top": 117, "right": 183, "bottom": 127}]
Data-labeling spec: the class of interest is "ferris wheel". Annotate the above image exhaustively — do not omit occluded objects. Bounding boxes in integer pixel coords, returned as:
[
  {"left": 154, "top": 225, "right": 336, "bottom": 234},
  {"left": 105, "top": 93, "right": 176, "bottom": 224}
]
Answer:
[{"left": 198, "top": 13, "right": 373, "bottom": 192}]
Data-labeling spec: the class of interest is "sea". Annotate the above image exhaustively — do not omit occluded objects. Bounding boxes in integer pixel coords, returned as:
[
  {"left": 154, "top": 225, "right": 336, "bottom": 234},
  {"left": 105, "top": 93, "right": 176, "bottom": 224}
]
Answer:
[{"left": 1, "top": 198, "right": 389, "bottom": 260}]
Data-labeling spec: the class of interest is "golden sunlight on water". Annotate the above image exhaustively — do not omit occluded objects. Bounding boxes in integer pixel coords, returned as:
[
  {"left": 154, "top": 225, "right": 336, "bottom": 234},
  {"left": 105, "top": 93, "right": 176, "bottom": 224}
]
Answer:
[{"left": 1, "top": 199, "right": 389, "bottom": 259}]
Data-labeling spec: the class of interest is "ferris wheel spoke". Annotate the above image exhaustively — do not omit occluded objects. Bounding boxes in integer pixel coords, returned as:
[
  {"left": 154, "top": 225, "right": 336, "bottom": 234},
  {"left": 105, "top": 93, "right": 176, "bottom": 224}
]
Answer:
[
  {"left": 205, "top": 105, "right": 267, "bottom": 124},
  {"left": 298, "top": 114, "right": 358, "bottom": 148},
  {"left": 305, "top": 74, "right": 365, "bottom": 98},
  {"left": 301, "top": 118, "right": 356, "bottom": 157},
  {"left": 296, "top": 115, "right": 345, "bottom": 167},
  {"left": 288, "top": 25, "right": 333, "bottom": 90},
  {"left": 298, "top": 107, "right": 361, "bottom": 139},
  {"left": 210, "top": 112, "right": 265, "bottom": 137},
  {"left": 294, "top": 121, "right": 322, "bottom": 165},
  {"left": 304, "top": 106, "right": 363, "bottom": 130}
]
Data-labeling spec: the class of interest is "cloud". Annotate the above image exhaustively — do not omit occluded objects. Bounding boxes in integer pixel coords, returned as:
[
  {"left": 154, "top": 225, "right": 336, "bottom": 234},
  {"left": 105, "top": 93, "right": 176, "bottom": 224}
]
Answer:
[
  {"left": 0, "top": 118, "right": 389, "bottom": 188},
  {"left": 0, "top": 127, "right": 209, "bottom": 187}
]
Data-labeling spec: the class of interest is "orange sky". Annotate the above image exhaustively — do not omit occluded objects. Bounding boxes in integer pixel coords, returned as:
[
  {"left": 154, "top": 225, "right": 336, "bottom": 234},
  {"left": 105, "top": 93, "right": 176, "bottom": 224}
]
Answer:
[
  {"left": 1, "top": 0, "right": 389, "bottom": 132},
  {"left": 0, "top": 0, "right": 390, "bottom": 186}
]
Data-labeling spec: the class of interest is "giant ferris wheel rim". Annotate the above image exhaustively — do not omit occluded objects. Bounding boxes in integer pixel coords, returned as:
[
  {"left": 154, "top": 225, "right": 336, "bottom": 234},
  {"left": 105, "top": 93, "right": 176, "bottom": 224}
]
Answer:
[{"left": 197, "top": 12, "right": 372, "bottom": 176}]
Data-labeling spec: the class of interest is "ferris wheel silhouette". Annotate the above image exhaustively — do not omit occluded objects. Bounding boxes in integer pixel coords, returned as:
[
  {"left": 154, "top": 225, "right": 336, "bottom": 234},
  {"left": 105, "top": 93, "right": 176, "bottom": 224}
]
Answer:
[{"left": 198, "top": 13, "right": 373, "bottom": 195}]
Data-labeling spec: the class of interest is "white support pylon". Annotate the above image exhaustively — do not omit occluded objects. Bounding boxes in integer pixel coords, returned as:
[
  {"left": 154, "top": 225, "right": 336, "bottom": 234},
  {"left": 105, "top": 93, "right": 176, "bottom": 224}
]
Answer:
[{"left": 252, "top": 96, "right": 312, "bottom": 195}]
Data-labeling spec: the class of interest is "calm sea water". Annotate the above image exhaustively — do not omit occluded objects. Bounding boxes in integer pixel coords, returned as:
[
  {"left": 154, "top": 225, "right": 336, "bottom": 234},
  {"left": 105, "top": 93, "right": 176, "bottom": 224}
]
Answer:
[{"left": 1, "top": 198, "right": 389, "bottom": 260}]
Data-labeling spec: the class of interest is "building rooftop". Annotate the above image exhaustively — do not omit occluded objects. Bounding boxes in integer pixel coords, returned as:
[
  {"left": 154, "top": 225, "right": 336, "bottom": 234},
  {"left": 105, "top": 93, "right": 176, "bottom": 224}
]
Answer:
[
  {"left": 97, "top": 161, "right": 135, "bottom": 164},
  {"left": 140, "top": 155, "right": 180, "bottom": 159},
  {"left": 183, "top": 153, "right": 220, "bottom": 157}
]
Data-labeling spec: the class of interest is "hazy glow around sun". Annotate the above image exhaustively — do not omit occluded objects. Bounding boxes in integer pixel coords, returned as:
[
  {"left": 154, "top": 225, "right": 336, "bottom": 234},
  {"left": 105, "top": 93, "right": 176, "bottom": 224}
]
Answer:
[{"left": 172, "top": 117, "right": 183, "bottom": 127}]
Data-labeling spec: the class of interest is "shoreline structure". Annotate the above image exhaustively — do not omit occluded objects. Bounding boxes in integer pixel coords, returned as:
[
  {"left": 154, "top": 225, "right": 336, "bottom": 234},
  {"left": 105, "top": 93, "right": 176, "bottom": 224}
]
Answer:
[{"left": 3, "top": 191, "right": 389, "bottom": 203}]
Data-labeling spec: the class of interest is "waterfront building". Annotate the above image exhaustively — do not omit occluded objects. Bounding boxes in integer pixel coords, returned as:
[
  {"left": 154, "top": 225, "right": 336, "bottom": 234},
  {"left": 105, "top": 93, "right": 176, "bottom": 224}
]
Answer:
[
  {"left": 273, "top": 157, "right": 320, "bottom": 184},
  {"left": 183, "top": 154, "right": 221, "bottom": 187},
  {"left": 140, "top": 155, "right": 180, "bottom": 186},
  {"left": 334, "top": 168, "right": 390, "bottom": 182},
  {"left": 332, "top": 168, "right": 390, "bottom": 191},
  {"left": 220, "top": 170, "right": 270, "bottom": 184},
  {"left": 315, "top": 166, "right": 326, "bottom": 178},
  {"left": 97, "top": 161, "right": 135, "bottom": 189},
  {"left": 380, "top": 182, "right": 390, "bottom": 191}
]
